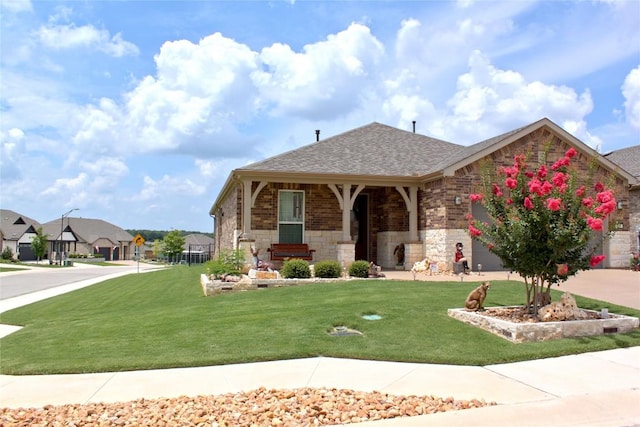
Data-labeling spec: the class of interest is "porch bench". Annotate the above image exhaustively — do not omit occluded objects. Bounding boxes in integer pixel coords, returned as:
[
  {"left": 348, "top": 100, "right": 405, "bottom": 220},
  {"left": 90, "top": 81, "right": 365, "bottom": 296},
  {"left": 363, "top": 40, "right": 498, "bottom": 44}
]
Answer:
[{"left": 268, "top": 243, "right": 316, "bottom": 261}]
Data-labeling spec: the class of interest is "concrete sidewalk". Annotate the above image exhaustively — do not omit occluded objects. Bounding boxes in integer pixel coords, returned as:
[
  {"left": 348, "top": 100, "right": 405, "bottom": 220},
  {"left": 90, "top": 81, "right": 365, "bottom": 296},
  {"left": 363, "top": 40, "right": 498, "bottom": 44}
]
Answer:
[
  {"left": 0, "top": 348, "right": 638, "bottom": 426},
  {"left": 0, "top": 266, "right": 639, "bottom": 426}
]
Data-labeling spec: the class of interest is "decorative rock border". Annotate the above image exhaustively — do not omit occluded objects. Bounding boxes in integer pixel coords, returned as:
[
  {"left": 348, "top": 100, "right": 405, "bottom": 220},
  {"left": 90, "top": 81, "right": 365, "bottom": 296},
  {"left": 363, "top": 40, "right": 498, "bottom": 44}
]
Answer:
[
  {"left": 448, "top": 306, "right": 639, "bottom": 343},
  {"left": 200, "top": 274, "right": 348, "bottom": 296}
]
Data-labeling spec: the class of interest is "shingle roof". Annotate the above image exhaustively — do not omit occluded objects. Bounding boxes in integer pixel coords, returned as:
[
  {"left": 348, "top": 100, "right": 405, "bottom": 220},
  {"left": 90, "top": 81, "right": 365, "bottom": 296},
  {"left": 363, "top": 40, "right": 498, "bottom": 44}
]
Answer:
[
  {"left": 240, "top": 122, "right": 464, "bottom": 177},
  {"left": 436, "top": 123, "right": 531, "bottom": 171},
  {"left": 605, "top": 145, "right": 640, "bottom": 179},
  {"left": 0, "top": 209, "right": 41, "bottom": 241},
  {"left": 41, "top": 217, "right": 133, "bottom": 244}
]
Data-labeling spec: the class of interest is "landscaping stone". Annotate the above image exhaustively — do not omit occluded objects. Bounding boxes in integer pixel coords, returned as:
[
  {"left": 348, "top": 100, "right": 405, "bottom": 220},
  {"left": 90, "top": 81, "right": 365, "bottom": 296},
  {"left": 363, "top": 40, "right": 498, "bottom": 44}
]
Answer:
[
  {"left": 448, "top": 306, "right": 639, "bottom": 343},
  {"left": 0, "top": 387, "right": 495, "bottom": 426}
]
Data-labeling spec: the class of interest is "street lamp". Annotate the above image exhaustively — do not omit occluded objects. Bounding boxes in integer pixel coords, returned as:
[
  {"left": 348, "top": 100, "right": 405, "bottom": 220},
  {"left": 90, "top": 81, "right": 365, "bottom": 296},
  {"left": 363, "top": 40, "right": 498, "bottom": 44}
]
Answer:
[{"left": 59, "top": 208, "right": 79, "bottom": 265}]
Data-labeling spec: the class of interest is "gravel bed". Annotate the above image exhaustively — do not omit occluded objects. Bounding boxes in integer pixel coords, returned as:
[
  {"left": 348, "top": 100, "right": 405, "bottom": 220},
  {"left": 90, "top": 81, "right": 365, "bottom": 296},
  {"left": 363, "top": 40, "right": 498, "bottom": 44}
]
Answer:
[{"left": 0, "top": 386, "right": 495, "bottom": 426}]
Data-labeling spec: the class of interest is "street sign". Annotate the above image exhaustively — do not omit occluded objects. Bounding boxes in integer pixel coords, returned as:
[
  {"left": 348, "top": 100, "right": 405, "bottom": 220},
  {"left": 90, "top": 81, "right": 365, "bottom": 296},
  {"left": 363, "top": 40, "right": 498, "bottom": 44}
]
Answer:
[{"left": 133, "top": 234, "right": 145, "bottom": 247}]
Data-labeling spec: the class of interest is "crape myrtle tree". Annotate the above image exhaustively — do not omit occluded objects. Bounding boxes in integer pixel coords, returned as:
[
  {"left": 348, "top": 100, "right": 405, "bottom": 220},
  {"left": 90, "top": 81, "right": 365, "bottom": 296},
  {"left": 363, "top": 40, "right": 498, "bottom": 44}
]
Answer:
[{"left": 467, "top": 145, "right": 618, "bottom": 315}]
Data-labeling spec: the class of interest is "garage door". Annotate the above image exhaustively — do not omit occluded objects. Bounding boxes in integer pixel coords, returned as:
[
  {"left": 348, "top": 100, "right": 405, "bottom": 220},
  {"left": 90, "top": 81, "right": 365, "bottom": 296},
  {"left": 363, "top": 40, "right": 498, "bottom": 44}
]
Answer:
[
  {"left": 471, "top": 203, "right": 605, "bottom": 271},
  {"left": 18, "top": 244, "right": 36, "bottom": 261},
  {"left": 470, "top": 203, "right": 506, "bottom": 271}
]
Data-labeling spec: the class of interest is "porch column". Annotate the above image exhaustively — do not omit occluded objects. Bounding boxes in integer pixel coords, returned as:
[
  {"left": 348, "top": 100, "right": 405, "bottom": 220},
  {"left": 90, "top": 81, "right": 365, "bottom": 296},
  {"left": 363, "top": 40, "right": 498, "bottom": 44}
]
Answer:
[
  {"left": 242, "top": 180, "right": 252, "bottom": 237},
  {"left": 409, "top": 185, "right": 419, "bottom": 242},
  {"left": 395, "top": 185, "right": 419, "bottom": 242},
  {"left": 341, "top": 184, "right": 352, "bottom": 241}
]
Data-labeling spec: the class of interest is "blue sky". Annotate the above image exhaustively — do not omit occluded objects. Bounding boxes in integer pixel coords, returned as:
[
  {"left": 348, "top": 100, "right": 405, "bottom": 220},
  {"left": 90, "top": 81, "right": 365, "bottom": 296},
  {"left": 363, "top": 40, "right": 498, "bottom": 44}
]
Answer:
[{"left": 1, "top": 0, "right": 639, "bottom": 232}]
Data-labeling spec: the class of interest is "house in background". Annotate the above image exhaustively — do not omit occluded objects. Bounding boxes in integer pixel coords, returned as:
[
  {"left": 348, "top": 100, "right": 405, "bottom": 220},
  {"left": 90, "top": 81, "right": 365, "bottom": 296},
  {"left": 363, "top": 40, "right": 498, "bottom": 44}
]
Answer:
[
  {"left": 210, "top": 118, "right": 637, "bottom": 271},
  {"left": 181, "top": 233, "right": 215, "bottom": 264},
  {"left": 605, "top": 145, "right": 640, "bottom": 254},
  {"left": 0, "top": 209, "right": 42, "bottom": 261},
  {"left": 41, "top": 217, "right": 134, "bottom": 261}
]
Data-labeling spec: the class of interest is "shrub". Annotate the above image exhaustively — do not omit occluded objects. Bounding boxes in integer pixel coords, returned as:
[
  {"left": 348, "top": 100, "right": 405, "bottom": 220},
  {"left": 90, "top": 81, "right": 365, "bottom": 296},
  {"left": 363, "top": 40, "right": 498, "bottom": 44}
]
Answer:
[
  {"left": 1, "top": 247, "right": 14, "bottom": 261},
  {"left": 204, "top": 249, "right": 244, "bottom": 279},
  {"left": 348, "top": 260, "right": 370, "bottom": 278},
  {"left": 313, "top": 260, "right": 341, "bottom": 278},
  {"left": 281, "top": 258, "right": 311, "bottom": 279}
]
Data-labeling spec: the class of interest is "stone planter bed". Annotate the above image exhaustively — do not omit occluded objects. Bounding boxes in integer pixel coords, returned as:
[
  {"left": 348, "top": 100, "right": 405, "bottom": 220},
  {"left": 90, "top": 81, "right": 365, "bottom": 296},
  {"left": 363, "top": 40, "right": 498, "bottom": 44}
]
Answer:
[
  {"left": 448, "top": 306, "right": 639, "bottom": 343},
  {"left": 200, "top": 274, "right": 351, "bottom": 296}
]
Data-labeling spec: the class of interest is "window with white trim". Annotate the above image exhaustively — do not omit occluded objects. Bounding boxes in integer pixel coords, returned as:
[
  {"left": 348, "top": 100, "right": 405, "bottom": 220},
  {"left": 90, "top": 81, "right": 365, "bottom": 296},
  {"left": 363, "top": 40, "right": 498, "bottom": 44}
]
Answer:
[{"left": 278, "top": 190, "right": 304, "bottom": 243}]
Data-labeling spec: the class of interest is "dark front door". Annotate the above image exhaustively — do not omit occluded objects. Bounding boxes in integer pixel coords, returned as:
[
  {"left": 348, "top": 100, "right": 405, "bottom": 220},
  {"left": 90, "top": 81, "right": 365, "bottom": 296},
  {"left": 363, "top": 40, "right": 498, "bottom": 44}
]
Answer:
[{"left": 353, "top": 194, "right": 369, "bottom": 261}]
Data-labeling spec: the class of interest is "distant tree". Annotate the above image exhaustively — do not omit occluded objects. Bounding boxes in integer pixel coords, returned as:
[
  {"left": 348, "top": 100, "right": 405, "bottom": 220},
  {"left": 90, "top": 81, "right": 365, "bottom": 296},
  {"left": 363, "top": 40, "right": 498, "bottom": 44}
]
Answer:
[
  {"left": 153, "top": 240, "right": 164, "bottom": 260},
  {"left": 162, "top": 230, "right": 185, "bottom": 263},
  {"left": 30, "top": 227, "right": 49, "bottom": 263}
]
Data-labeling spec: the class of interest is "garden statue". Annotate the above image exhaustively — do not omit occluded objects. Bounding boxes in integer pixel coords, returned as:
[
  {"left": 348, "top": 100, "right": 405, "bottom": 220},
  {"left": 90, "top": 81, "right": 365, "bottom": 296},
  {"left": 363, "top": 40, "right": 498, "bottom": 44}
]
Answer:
[
  {"left": 393, "top": 243, "right": 405, "bottom": 265},
  {"left": 465, "top": 282, "right": 491, "bottom": 311}
]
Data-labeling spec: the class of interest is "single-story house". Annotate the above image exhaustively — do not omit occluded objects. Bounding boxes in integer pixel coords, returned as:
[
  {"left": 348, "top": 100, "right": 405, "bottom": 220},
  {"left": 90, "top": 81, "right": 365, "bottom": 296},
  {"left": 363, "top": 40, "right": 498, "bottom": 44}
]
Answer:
[
  {"left": 0, "top": 209, "right": 42, "bottom": 261},
  {"left": 209, "top": 117, "right": 638, "bottom": 271},
  {"left": 181, "top": 233, "right": 215, "bottom": 264},
  {"left": 41, "top": 217, "right": 134, "bottom": 262}
]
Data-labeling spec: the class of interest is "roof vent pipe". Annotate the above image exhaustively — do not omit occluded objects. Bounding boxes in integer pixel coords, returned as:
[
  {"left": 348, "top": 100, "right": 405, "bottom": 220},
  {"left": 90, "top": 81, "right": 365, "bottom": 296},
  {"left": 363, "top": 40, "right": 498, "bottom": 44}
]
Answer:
[
  {"left": 412, "top": 121, "right": 416, "bottom": 133},
  {"left": 315, "top": 129, "right": 320, "bottom": 142}
]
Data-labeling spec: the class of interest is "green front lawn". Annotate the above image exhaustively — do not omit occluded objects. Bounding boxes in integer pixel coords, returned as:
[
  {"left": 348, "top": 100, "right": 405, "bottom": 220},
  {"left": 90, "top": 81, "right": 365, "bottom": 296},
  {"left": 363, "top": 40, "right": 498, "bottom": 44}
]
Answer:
[{"left": 0, "top": 266, "right": 638, "bottom": 375}]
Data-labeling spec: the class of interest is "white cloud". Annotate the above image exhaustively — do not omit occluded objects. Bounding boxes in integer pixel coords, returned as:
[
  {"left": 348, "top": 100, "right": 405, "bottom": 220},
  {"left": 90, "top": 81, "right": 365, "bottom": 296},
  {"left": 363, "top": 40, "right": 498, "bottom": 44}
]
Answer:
[
  {"left": 0, "top": 128, "right": 26, "bottom": 180},
  {"left": 138, "top": 175, "right": 206, "bottom": 201},
  {"left": 253, "top": 23, "right": 384, "bottom": 119},
  {"left": 622, "top": 66, "right": 640, "bottom": 129},
  {"left": 0, "top": 0, "right": 32, "bottom": 12},
  {"left": 41, "top": 173, "right": 88, "bottom": 196},
  {"left": 36, "top": 23, "right": 139, "bottom": 57}
]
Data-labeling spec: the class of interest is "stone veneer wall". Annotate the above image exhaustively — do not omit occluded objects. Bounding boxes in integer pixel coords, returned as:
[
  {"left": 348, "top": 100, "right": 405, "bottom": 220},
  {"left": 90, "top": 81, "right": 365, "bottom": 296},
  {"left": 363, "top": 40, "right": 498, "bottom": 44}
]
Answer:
[
  {"left": 377, "top": 231, "right": 410, "bottom": 269},
  {"left": 609, "top": 231, "right": 631, "bottom": 268},
  {"left": 249, "top": 229, "right": 343, "bottom": 265},
  {"left": 421, "top": 228, "right": 472, "bottom": 268}
]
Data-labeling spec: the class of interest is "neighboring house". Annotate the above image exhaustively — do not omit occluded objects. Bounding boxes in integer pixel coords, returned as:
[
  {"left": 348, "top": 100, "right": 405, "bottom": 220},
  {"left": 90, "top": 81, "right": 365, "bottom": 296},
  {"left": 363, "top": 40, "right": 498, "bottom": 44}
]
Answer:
[
  {"left": 210, "top": 117, "right": 637, "bottom": 271},
  {"left": 0, "top": 209, "right": 42, "bottom": 261},
  {"left": 605, "top": 145, "right": 640, "bottom": 254},
  {"left": 41, "top": 217, "right": 134, "bottom": 261},
  {"left": 181, "top": 233, "right": 215, "bottom": 263}
]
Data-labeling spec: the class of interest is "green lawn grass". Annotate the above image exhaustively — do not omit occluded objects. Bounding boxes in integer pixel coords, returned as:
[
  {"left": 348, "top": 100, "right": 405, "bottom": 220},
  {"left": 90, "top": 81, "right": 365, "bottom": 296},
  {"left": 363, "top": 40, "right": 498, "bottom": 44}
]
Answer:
[{"left": 0, "top": 265, "right": 638, "bottom": 375}]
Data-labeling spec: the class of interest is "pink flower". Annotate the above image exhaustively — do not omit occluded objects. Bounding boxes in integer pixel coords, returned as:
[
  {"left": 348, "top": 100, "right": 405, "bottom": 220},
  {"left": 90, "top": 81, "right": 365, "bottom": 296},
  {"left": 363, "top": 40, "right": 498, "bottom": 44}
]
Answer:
[
  {"left": 525, "top": 171, "right": 534, "bottom": 178},
  {"left": 524, "top": 197, "right": 534, "bottom": 210},
  {"left": 594, "top": 200, "right": 616, "bottom": 217},
  {"left": 590, "top": 255, "right": 605, "bottom": 267},
  {"left": 528, "top": 178, "right": 542, "bottom": 195},
  {"left": 556, "top": 263, "right": 569, "bottom": 275},
  {"left": 505, "top": 177, "right": 517, "bottom": 189},
  {"left": 514, "top": 154, "right": 526, "bottom": 167},
  {"left": 552, "top": 172, "right": 567, "bottom": 187},
  {"left": 582, "top": 197, "right": 594, "bottom": 208},
  {"left": 487, "top": 243, "right": 494, "bottom": 251},
  {"left": 565, "top": 147, "right": 577, "bottom": 158},
  {"left": 469, "top": 224, "right": 482, "bottom": 237},
  {"left": 594, "top": 182, "right": 604, "bottom": 192},
  {"left": 541, "top": 181, "right": 554, "bottom": 195},
  {"left": 576, "top": 185, "right": 585, "bottom": 197},
  {"left": 551, "top": 156, "right": 570, "bottom": 170},
  {"left": 537, "top": 165, "right": 548, "bottom": 179},
  {"left": 596, "top": 190, "right": 614, "bottom": 203},
  {"left": 506, "top": 198, "right": 513, "bottom": 205},
  {"left": 469, "top": 193, "right": 484, "bottom": 202},
  {"left": 492, "top": 183, "right": 503, "bottom": 197},
  {"left": 465, "top": 213, "right": 474, "bottom": 220},
  {"left": 501, "top": 166, "right": 518, "bottom": 178},
  {"left": 547, "top": 198, "right": 561, "bottom": 211},
  {"left": 587, "top": 216, "right": 603, "bottom": 231}
]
